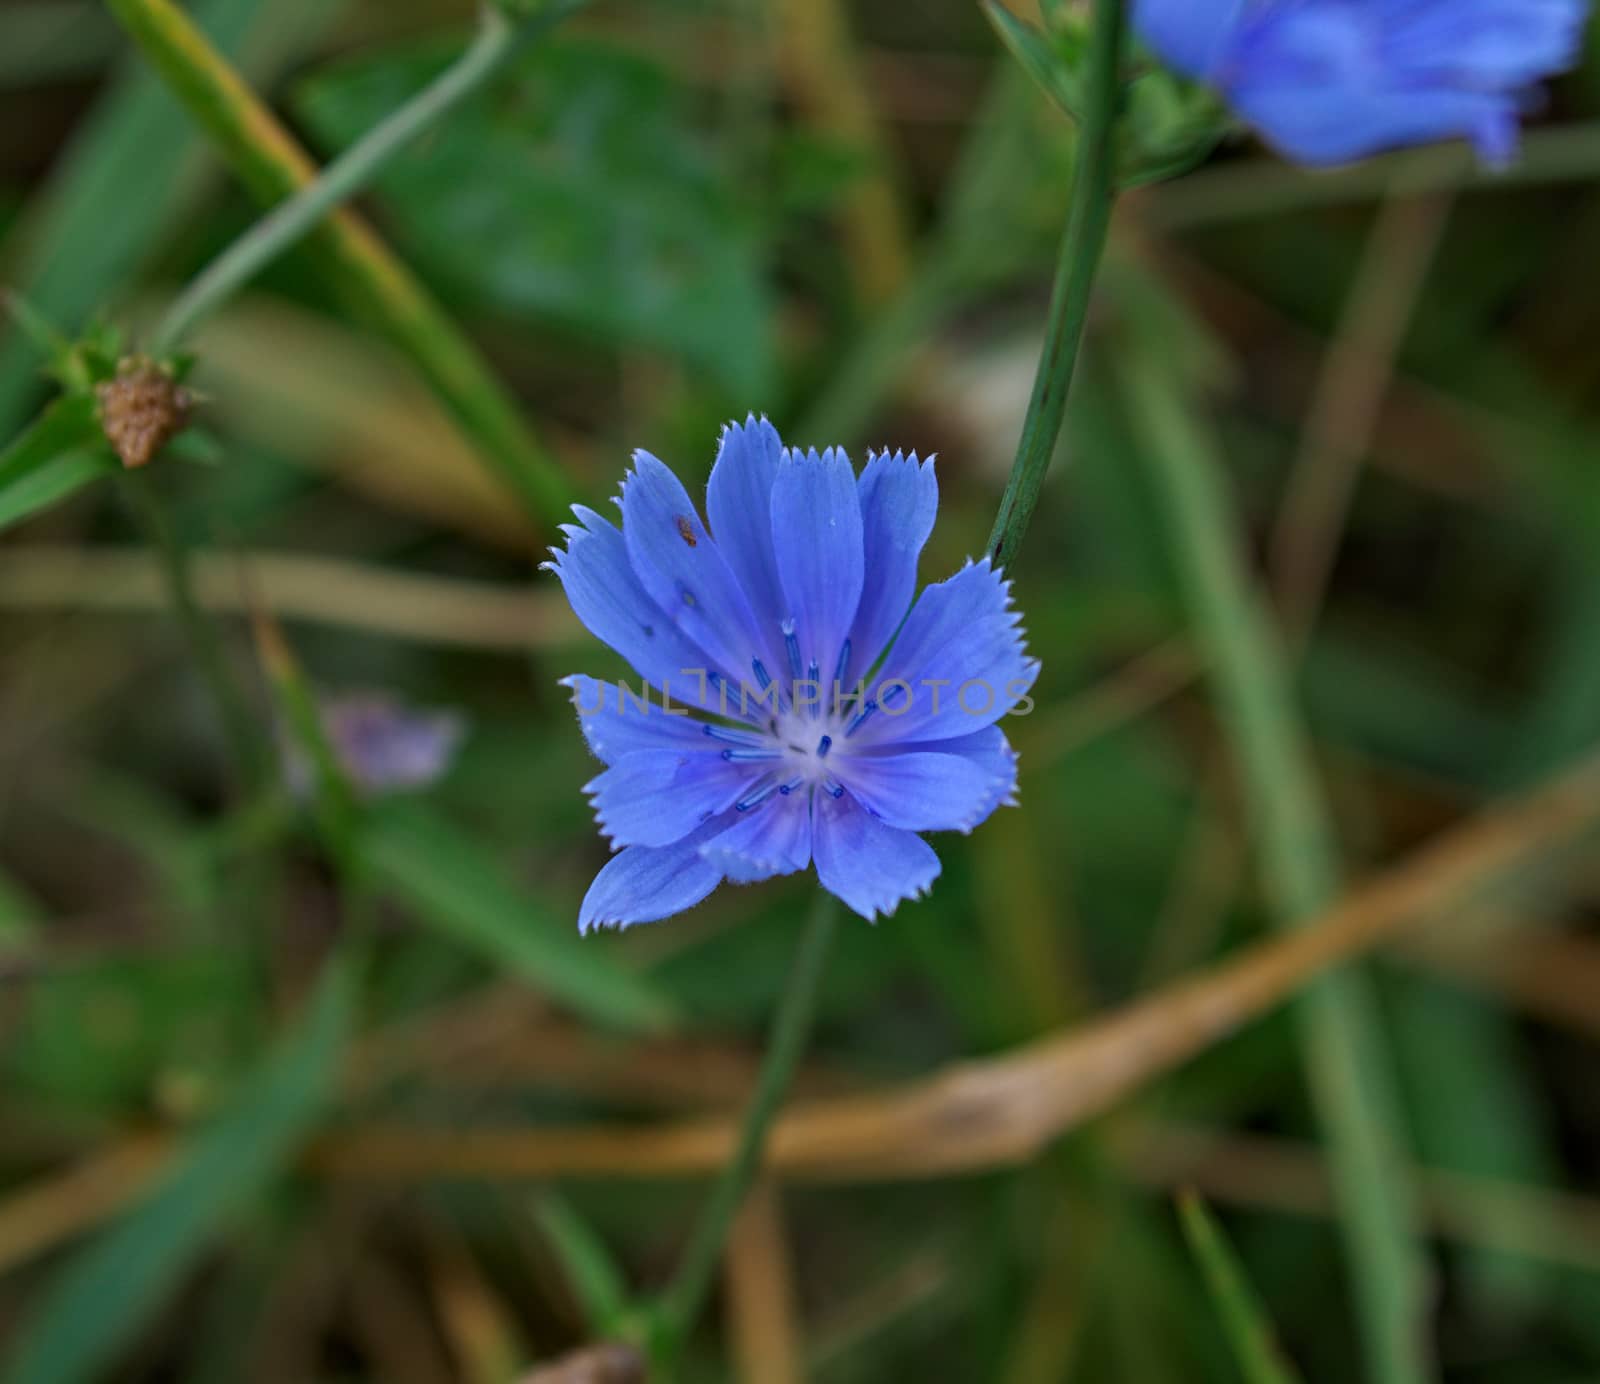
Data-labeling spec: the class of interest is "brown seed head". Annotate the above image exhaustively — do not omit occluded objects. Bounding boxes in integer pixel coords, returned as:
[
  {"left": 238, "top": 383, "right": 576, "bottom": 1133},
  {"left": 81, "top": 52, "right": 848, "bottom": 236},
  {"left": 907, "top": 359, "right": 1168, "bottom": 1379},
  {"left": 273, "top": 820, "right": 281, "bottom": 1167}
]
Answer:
[{"left": 95, "top": 357, "right": 193, "bottom": 469}]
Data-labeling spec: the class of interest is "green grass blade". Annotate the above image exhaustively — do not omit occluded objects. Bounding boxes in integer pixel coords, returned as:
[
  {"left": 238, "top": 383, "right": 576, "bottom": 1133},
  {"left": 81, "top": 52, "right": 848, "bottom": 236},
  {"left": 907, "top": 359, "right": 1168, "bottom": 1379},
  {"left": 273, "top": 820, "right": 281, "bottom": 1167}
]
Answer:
[
  {"left": 363, "top": 800, "right": 676, "bottom": 1035},
  {"left": 1177, "top": 1191, "right": 1305, "bottom": 1384},
  {"left": 0, "top": 0, "right": 272, "bottom": 435},
  {"left": 0, "top": 395, "right": 115, "bottom": 531},
  {"left": 1117, "top": 352, "right": 1431, "bottom": 1384},
  {"left": 2, "top": 952, "right": 357, "bottom": 1384},
  {"left": 534, "top": 1194, "right": 631, "bottom": 1333}
]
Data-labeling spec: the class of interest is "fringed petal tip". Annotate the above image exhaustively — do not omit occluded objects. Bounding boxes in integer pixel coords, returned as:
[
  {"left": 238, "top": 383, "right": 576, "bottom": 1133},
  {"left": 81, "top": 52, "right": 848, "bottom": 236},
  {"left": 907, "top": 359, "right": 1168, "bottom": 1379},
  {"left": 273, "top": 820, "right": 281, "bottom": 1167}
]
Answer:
[{"left": 865, "top": 447, "right": 937, "bottom": 473}]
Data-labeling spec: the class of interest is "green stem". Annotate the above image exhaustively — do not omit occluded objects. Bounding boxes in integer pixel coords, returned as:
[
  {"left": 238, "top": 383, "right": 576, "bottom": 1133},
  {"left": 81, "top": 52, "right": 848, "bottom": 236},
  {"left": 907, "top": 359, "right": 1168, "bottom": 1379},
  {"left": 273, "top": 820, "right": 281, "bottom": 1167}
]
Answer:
[
  {"left": 656, "top": 893, "right": 838, "bottom": 1354},
  {"left": 153, "top": 6, "right": 529, "bottom": 355},
  {"left": 106, "top": 0, "right": 575, "bottom": 528},
  {"left": 986, "top": 0, "right": 1123, "bottom": 572},
  {"left": 121, "top": 472, "right": 263, "bottom": 791}
]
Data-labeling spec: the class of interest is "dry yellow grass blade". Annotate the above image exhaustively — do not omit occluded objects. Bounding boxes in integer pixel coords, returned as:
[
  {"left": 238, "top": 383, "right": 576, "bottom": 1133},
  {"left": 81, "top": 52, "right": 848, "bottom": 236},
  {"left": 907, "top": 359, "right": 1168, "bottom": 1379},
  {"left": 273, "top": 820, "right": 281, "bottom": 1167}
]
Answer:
[
  {"left": 0, "top": 545, "right": 574, "bottom": 652},
  {"left": 5, "top": 753, "right": 1593, "bottom": 1285},
  {"left": 0, "top": 1135, "right": 171, "bottom": 1276},
  {"left": 725, "top": 1181, "right": 804, "bottom": 1384},
  {"left": 313, "top": 747, "right": 1600, "bottom": 1183}
]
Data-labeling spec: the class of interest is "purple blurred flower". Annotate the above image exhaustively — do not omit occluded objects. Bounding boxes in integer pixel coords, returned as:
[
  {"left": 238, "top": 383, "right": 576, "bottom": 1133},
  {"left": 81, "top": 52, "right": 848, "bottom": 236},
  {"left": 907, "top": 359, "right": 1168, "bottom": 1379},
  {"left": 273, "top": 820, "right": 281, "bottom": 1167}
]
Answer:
[
  {"left": 546, "top": 417, "right": 1038, "bottom": 932},
  {"left": 284, "top": 694, "right": 465, "bottom": 798},
  {"left": 1134, "top": 0, "right": 1591, "bottom": 166}
]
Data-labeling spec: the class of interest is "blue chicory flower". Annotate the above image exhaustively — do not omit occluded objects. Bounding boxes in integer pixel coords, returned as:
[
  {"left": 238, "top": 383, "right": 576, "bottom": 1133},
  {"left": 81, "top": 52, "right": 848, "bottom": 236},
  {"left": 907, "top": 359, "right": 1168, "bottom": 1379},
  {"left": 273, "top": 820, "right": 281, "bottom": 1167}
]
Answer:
[
  {"left": 547, "top": 418, "right": 1039, "bottom": 931},
  {"left": 283, "top": 693, "right": 465, "bottom": 799},
  {"left": 1134, "top": 0, "right": 1591, "bottom": 167}
]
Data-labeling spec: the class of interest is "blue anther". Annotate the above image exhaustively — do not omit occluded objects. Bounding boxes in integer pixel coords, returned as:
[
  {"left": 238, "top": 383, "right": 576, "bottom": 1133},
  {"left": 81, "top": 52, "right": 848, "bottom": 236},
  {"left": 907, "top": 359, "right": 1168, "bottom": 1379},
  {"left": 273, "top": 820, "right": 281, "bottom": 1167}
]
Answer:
[
  {"left": 844, "top": 699, "right": 878, "bottom": 737},
  {"left": 782, "top": 619, "right": 803, "bottom": 681},
  {"left": 816, "top": 734, "right": 832, "bottom": 759}
]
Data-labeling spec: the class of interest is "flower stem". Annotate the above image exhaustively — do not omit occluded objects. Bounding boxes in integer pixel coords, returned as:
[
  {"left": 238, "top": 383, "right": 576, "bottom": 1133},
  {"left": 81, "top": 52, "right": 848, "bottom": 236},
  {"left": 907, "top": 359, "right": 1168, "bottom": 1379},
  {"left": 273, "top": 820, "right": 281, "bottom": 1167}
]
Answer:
[
  {"left": 121, "top": 472, "right": 264, "bottom": 792},
  {"left": 153, "top": 5, "right": 539, "bottom": 355},
  {"left": 986, "top": 0, "right": 1124, "bottom": 572},
  {"left": 105, "top": 0, "right": 575, "bottom": 527},
  {"left": 656, "top": 893, "right": 838, "bottom": 1355}
]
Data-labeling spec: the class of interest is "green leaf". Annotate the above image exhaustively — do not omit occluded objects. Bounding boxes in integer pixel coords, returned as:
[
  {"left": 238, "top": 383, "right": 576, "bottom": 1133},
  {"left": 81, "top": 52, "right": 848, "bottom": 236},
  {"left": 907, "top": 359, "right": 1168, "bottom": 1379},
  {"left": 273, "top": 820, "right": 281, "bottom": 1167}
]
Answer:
[
  {"left": 0, "top": 395, "right": 116, "bottom": 531},
  {"left": 295, "top": 36, "right": 775, "bottom": 401},
  {"left": 982, "top": 1, "right": 1085, "bottom": 123},
  {"left": 3, "top": 954, "right": 356, "bottom": 1384},
  {"left": 363, "top": 800, "right": 677, "bottom": 1035},
  {"left": 1178, "top": 1191, "right": 1305, "bottom": 1384}
]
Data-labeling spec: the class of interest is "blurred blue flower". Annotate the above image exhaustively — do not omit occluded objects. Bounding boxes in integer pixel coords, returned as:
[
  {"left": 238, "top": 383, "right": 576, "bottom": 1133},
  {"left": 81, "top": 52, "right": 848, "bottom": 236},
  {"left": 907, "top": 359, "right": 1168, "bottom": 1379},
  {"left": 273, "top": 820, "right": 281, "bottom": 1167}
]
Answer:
[
  {"left": 284, "top": 694, "right": 465, "bottom": 799},
  {"left": 547, "top": 418, "right": 1038, "bottom": 931},
  {"left": 1134, "top": 0, "right": 1591, "bottom": 166}
]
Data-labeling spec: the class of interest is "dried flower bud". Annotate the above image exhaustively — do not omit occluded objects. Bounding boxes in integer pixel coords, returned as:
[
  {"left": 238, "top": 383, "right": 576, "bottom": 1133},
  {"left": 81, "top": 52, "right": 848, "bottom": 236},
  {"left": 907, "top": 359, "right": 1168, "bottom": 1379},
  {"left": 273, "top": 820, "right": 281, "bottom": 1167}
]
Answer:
[{"left": 95, "top": 356, "right": 192, "bottom": 469}]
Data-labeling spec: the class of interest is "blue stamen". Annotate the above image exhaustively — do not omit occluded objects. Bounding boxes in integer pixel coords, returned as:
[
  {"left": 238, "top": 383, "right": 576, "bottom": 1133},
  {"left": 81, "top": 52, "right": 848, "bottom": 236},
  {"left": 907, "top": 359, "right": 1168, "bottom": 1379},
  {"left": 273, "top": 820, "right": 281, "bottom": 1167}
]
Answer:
[
  {"left": 751, "top": 658, "right": 772, "bottom": 691},
  {"left": 736, "top": 778, "right": 783, "bottom": 812},
  {"left": 776, "top": 775, "right": 805, "bottom": 795},
  {"left": 782, "top": 619, "right": 803, "bottom": 682},
  {"left": 816, "top": 734, "right": 832, "bottom": 759},
  {"left": 844, "top": 699, "right": 878, "bottom": 737},
  {"left": 807, "top": 660, "right": 821, "bottom": 718},
  {"left": 822, "top": 773, "right": 845, "bottom": 798},
  {"left": 881, "top": 681, "right": 909, "bottom": 708},
  {"left": 722, "top": 747, "right": 782, "bottom": 763}
]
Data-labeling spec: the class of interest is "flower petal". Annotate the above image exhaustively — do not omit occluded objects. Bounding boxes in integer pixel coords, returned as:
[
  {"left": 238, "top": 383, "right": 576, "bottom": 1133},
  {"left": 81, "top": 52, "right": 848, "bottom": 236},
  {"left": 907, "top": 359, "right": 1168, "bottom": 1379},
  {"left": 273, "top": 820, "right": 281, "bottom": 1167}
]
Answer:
[
  {"left": 619, "top": 450, "right": 764, "bottom": 686},
  {"left": 585, "top": 748, "right": 754, "bottom": 849},
  {"left": 771, "top": 447, "right": 864, "bottom": 690},
  {"left": 860, "top": 558, "right": 1038, "bottom": 745},
  {"left": 579, "top": 813, "right": 732, "bottom": 933},
  {"left": 699, "top": 795, "right": 813, "bottom": 882},
  {"left": 1227, "top": 6, "right": 1508, "bottom": 165},
  {"left": 543, "top": 506, "right": 720, "bottom": 711},
  {"left": 1225, "top": 0, "right": 1591, "bottom": 168},
  {"left": 891, "top": 726, "right": 1020, "bottom": 822},
  {"left": 706, "top": 417, "right": 789, "bottom": 671},
  {"left": 837, "top": 748, "right": 1008, "bottom": 834},
  {"left": 560, "top": 675, "right": 713, "bottom": 766},
  {"left": 1134, "top": 0, "right": 1244, "bottom": 79},
  {"left": 812, "top": 791, "right": 940, "bottom": 921},
  {"left": 845, "top": 450, "right": 937, "bottom": 687},
  {"left": 1384, "top": 0, "right": 1588, "bottom": 85}
]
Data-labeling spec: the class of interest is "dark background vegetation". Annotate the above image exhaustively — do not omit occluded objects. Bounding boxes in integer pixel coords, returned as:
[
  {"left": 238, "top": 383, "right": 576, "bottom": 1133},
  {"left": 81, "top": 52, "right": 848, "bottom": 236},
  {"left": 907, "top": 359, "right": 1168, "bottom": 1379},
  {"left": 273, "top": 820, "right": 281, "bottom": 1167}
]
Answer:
[{"left": 2, "top": 1, "right": 1600, "bottom": 1380}]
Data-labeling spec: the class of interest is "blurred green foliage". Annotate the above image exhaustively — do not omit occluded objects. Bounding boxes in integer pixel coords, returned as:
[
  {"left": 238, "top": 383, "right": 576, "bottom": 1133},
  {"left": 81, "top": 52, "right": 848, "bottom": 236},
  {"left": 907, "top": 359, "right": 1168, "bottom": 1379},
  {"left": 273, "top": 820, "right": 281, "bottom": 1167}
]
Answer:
[{"left": 296, "top": 36, "right": 778, "bottom": 403}]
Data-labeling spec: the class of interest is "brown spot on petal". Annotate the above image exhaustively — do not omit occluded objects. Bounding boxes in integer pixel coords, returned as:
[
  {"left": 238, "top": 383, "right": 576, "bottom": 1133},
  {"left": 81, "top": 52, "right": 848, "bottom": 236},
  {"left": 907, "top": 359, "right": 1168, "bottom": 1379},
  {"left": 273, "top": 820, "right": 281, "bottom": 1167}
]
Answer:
[
  {"left": 675, "top": 514, "right": 697, "bottom": 547},
  {"left": 95, "top": 357, "right": 192, "bottom": 469}
]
